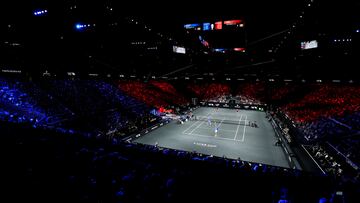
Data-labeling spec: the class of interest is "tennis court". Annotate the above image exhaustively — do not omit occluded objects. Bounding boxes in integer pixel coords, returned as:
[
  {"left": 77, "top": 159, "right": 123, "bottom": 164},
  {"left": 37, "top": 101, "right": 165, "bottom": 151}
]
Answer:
[
  {"left": 182, "top": 112, "right": 249, "bottom": 142},
  {"left": 134, "top": 107, "right": 290, "bottom": 168}
]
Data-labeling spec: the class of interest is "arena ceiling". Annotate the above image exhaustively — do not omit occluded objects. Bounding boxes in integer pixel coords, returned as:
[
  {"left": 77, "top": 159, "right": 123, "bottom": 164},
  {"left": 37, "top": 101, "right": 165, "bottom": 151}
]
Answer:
[{"left": 0, "top": 0, "right": 358, "bottom": 77}]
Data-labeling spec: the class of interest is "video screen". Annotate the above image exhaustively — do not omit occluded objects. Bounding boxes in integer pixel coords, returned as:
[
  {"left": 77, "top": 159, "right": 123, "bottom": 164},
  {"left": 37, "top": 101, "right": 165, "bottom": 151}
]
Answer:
[
  {"left": 301, "top": 40, "right": 318, "bottom": 50},
  {"left": 184, "top": 23, "right": 201, "bottom": 30},
  {"left": 203, "top": 23, "right": 211, "bottom": 31},
  {"left": 214, "top": 21, "right": 222, "bottom": 30},
  {"left": 173, "top": 46, "right": 186, "bottom": 54}
]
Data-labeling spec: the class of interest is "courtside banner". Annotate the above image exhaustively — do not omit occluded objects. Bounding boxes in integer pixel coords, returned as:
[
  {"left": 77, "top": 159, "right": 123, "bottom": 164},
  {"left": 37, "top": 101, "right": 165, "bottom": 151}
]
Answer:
[{"left": 122, "top": 120, "right": 169, "bottom": 142}]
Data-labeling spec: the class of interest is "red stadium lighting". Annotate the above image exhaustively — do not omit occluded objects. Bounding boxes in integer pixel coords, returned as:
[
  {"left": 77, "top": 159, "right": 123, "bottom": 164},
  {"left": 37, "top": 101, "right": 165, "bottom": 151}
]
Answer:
[
  {"left": 224, "top": 19, "right": 242, "bottom": 25},
  {"left": 234, "top": 48, "right": 245, "bottom": 52},
  {"left": 214, "top": 21, "right": 222, "bottom": 30}
]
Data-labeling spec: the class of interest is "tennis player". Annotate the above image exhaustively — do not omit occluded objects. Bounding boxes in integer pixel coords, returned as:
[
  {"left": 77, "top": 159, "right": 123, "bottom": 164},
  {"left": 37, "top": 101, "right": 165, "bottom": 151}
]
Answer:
[{"left": 214, "top": 123, "right": 219, "bottom": 137}]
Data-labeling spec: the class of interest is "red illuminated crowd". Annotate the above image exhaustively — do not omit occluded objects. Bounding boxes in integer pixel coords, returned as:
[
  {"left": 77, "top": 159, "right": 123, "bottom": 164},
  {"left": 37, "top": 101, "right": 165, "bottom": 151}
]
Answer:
[{"left": 2, "top": 77, "right": 360, "bottom": 202}]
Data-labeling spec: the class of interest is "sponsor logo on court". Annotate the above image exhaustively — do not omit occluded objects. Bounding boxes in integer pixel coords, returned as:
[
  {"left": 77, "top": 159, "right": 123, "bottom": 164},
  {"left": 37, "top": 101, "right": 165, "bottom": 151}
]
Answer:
[{"left": 193, "top": 142, "right": 217, "bottom": 148}]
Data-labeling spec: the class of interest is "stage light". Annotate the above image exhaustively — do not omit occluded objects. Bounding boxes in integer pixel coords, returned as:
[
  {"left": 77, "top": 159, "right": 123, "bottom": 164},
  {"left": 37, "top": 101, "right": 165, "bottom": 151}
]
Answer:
[
  {"left": 33, "top": 9, "right": 48, "bottom": 16},
  {"left": 75, "top": 24, "right": 82, "bottom": 29}
]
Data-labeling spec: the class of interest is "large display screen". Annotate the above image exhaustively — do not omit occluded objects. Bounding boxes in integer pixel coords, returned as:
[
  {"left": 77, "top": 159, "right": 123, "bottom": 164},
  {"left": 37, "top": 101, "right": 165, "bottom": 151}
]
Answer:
[
  {"left": 183, "top": 18, "right": 246, "bottom": 50},
  {"left": 224, "top": 19, "right": 242, "bottom": 25},
  {"left": 203, "top": 23, "right": 211, "bottom": 31},
  {"left": 213, "top": 48, "right": 226, "bottom": 53},
  {"left": 301, "top": 40, "right": 318, "bottom": 50},
  {"left": 184, "top": 23, "right": 201, "bottom": 30},
  {"left": 234, "top": 47, "right": 245, "bottom": 52},
  {"left": 173, "top": 46, "right": 186, "bottom": 54},
  {"left": 214, "top": 21, "right": 222, "bottom": 30}
]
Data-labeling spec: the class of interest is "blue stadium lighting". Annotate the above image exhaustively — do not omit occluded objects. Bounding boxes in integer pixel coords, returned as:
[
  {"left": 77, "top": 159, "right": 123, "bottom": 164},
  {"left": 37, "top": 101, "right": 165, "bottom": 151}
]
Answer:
[
  {"left": 214, "top": 48, "right": 226, "bottom": 53},
  {"left": 75, "top": 23, "right": 95, "bottom": 30},
  {"left": 33, "top": 9, "right": 48, "bottom": 16},
  {"left": 184, "top": 23, "right": 201, "bottom": 29},
  {"left": 203, "top": 23, "right": 211, "bottom": 31}
]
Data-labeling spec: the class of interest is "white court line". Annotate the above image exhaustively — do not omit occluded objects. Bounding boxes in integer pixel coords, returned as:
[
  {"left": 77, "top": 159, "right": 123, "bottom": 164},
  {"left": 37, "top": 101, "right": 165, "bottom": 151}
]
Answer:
[
  {"left": 182, "top": 119, "right": 201, "bottom": 134},
  {"left": 196, "top": 114, "right": 241, "bottom": 121},
  {"left": 182, "top": 112, "right": 211, "bottom": 134},
  {"left": 188, "top": 114, "right": 212, "bottom": 134},
  {"left": 233, "top": 114, "right": 244, "bottom": 140},
  {"left": 215, "top": 117, "right": 225, "bottom": 128},
  {"left": 240, "top": 115, "right": 248, "bottom": 142},
  {"left": 184, "top": 132, "right": 243, "bottom": 142},
  {"left": 301, "top": 145, "right": 326, "bottom": 175},
  {"left": 196, "top": 127, "right": 236, "bottom": 133}
]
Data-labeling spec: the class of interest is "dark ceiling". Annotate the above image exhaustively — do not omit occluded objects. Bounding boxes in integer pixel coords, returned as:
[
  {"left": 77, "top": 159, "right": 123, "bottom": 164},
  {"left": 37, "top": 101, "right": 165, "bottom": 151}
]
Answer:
[{"left": 0, "top": 0, "right": 358, "bottom": 77}]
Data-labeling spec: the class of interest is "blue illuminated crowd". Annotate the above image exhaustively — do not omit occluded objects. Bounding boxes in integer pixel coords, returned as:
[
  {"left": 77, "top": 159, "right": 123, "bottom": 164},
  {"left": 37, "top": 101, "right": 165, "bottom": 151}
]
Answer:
[{"left": 1, "top": 76, "right": 360, "bottom": 202}]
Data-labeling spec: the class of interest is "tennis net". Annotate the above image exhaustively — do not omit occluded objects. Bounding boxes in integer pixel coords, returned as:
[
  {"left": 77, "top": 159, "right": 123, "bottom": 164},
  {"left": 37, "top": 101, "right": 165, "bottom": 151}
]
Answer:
[{"left": 193, "top": 115, "right": 248, "bottom": 126}]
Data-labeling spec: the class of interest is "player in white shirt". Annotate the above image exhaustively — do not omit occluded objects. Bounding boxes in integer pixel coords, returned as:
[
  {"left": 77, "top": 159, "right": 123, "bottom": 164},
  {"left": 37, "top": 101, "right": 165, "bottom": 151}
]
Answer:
[
  {"left": 214, "top": 122, "right": 219, "bottom": 137},
  {"left": 207, "top": 116, "right": 211, "bottom": 126}
]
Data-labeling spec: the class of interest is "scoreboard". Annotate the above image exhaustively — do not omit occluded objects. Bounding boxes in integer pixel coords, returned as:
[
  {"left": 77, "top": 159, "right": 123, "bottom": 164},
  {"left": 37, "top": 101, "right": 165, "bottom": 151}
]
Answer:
[{"left": 184, "top": 19, "right": 246, "bottom": 51}]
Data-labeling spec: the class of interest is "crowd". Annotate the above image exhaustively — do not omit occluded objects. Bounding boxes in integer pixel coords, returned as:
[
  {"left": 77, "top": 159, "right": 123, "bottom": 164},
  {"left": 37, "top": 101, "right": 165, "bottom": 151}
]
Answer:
[
  {"left": 330, "top": 138, "right": 360, "bottom": 172},
  {"left": 3, "top": 121, "right": 347, "bottom": 203},
  {"left": 119, "top": 81, "right": 188, "bottom": 109},
  {"left": 1, "top": 77, "right": 360, "bottom": 202},
  {"left": 235, "top": 82, "right": 266, "bottom": 104},
  {"left": 149, "top": 80, "right": 188, "bottom": 105},
  {"left": 0, "top": 78, "right": 160, "bottom": 138},
  {"left": 0, "top": 77, "right": 73, "bottom": 126},
  {"left": 298, "top": 117, "right": 351, "bottom": 141},
  {"left": 308, "top": 145, "right": 344, "bottom": 177},
  {"left": 280, "top": 84, "right": 360, "bottom": 123},
  {"left": 231, "top": 82, "right": 360, "bottom": 192},
  {"left": 187, "top": 83, "right": 230, "bottom": 101},
  {"left": 267, "top": 111, "right": 293, "bottom": 144}
]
